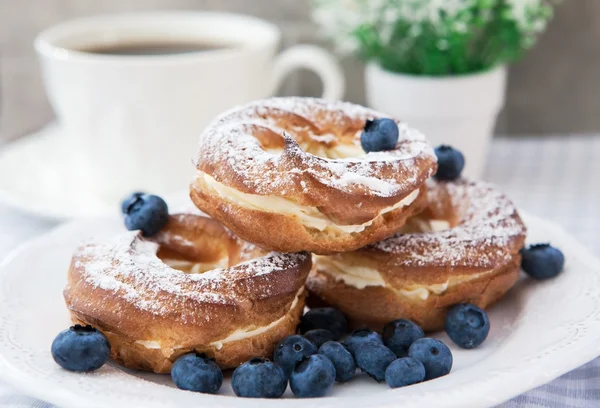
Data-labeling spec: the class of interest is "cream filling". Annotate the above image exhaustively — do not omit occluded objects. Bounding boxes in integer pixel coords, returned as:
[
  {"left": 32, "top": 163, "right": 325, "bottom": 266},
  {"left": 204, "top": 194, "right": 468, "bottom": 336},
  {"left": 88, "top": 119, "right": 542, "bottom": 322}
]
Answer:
[
  {"left": 210, "top": 289, "right": 303, "bottom": 351},
  {"left": 134, "top": 340, "right": 184, "bottom": 351},
  {"left": 314, "top": 256, "right": 387, "bottom": 290},
  {"left": 134, "top": 340, "right": 163, "bottom": 350},
  {"left": 315, "top": 256, "right": 493, "bottom": 301},
  {"left": 428, "top": 219, "right": 451, "bottom": 232},
  {"left": 133, "top": 289, "right": 303, "bottom": 352},
  {"left": 163, "top": 258, "right": 229, "bottom": 274},
  {"left": 412, "top": 218, "right": 451, "bottom": 233},
  {"left": 199, "top": 172, "right": 419, "bottom": 233}
]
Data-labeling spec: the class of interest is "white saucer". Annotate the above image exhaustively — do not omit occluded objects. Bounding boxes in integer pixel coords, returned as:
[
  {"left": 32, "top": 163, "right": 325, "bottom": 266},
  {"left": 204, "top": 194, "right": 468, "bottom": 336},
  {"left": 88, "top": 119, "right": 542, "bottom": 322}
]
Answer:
[
  {"left": 0, "top": 125, "right": 193, "bottom": 219},
  {"left": 1, "top": 213, "right": 599, "bottom": 408}
]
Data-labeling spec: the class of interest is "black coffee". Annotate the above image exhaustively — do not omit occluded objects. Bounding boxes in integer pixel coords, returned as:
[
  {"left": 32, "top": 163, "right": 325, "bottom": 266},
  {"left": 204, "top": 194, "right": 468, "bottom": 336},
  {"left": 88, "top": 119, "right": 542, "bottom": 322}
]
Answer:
[{"left": 78, "top": 41, "right": 231, "bottom": 56}]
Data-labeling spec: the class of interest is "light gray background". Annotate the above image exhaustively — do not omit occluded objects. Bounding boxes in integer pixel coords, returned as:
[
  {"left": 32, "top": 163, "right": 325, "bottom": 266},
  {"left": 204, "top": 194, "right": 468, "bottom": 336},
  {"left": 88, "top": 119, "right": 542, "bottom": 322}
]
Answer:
[{"left": 1, "top": 0, "right": 599, "bottom": 142}]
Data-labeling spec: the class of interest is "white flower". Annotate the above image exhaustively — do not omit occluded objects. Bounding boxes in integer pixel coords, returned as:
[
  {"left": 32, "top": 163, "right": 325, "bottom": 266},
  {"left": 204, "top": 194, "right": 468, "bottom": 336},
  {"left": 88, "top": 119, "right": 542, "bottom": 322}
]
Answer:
[
  {"left": 505, "top": 0, "right": 545, "bottom": 29},
  {"left": 391, "top": 0, "right": 474, "bottom": 25},
  {"left": 311, "top": 0, "right": 478, "bottom": 53}
]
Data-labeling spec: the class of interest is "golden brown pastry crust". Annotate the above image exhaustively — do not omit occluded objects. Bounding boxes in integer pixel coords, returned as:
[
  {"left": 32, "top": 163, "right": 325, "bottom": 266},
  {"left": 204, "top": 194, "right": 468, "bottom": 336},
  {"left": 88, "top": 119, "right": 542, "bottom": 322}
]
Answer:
[
  {"left": 191, "top": 97, "right": 437, "bottom": 254},
  {"left": 64, "top": 214, "right": 311, "bottom": 373},
  {"left": 307, "top": 258, "right": 520, "bottom": 332},
  {"left": 307, "top": 179, "right": 527, "bottom": 331}
]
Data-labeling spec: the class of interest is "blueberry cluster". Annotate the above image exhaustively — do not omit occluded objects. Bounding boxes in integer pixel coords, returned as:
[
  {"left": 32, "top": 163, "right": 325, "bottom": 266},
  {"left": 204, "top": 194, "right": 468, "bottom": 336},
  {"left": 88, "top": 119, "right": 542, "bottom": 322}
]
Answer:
[
  {"left": 289, "top": 309, "right": 457, "bottom": 394},
  {"left": 49, "top": 309, "right": 454, "bottom": 396},
  {"left": 50, "top": 296, "right": 559, "bottom": 397}
]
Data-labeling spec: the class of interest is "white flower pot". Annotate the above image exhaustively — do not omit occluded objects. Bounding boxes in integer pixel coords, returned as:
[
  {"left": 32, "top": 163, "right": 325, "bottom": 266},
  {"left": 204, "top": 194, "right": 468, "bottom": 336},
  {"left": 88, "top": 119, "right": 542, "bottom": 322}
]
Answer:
[{"left": 365, "top": 64, "right": 507, "bottom": 179}]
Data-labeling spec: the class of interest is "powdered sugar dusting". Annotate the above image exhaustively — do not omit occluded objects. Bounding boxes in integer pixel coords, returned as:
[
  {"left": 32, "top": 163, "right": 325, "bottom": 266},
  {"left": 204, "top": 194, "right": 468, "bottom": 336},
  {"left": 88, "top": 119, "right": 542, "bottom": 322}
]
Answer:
[
  {"left": 194, "top": 97, "right": 436, "bottom": 200},
  {"left": 336, "top": 172, "right": 398, "bottom": 196},
  {"left": 73, "top": 231, "right": 309, "bottom": 320},
  {"left": 372, "top": 179, "right": 527, "bottom": 268}
]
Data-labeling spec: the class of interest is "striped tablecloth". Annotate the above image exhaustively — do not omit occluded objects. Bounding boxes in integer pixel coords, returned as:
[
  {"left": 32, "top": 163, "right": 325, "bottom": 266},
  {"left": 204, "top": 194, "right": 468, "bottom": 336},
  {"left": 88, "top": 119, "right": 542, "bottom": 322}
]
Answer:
[{"left": 1, "top": 135, "right": 599, "bottom": 407}]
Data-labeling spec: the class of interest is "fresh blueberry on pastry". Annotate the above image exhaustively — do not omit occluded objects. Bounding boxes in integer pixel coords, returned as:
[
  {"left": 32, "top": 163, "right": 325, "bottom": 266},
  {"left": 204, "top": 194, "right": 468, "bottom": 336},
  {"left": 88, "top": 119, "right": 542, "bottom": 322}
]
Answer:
[{"left": 360, "top": 118, "right": 399, "bottom": 152}]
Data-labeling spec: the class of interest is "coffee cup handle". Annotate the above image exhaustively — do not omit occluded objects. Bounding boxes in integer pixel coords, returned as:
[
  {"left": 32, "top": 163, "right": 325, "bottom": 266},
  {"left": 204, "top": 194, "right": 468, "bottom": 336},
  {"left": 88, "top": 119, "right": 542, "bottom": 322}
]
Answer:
[{"left": 272, "top": 45, "right": 345, "bottom": 101}]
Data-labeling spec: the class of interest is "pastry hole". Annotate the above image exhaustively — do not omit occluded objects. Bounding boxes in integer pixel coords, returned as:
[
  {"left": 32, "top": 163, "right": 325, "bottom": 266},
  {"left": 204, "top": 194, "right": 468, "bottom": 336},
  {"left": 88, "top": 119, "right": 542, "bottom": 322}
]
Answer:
[
  {"left": 299, "top": 140, "right": 365, "bottom": 160},
  {"left": 249, "top": 121, "right": 364, "bottom": 159},
  {"left": 161, "top": 257, "right": 229, "bottom": 274},
  {"left": 157, "top": 247, "right": 230, "bottom": 275}
]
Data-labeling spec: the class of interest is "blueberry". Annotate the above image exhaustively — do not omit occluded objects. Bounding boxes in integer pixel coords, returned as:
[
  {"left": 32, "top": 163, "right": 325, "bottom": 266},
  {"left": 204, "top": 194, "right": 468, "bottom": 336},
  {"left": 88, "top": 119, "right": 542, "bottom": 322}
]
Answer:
[
  {"left": 299, "top": 307, "right": 347, "bottom": 340},
  {"left": 289, "top": 354, "right": 336, "bottom": 398},
  {"left": 343, "top": 328, "right": 383, "bottom": 356},
  {"left": 408, "top": 338, "right": 452, "bottom": 380},
  {"left": 353, "top": 341, "right": 396, "bottom": 382},
  {"left": 521, "top": 243, "right": 565, "bottom": 280},
  {"left": 123, "top": 194, "right": 169, "bottom": 237},
  {"left": 385, "top": 357, "right": 426, "bottom": 388},
  {"left": 318, "top": 341, "right": 356, "bottom": 382},
  {"left": 383, "top": 319, "right": 425, "bottom": 357},
  {"left": 273, "top": 335, "right": 318, "bottom": 378},
  {"left": 120, "top": 191, "right": 145, "bottom": 214},
  {"left": 434, "top": 145, "right": 465, "bottom": 181},
  {"left": 304, "top": 329, "right": 335, "bottom": 348},
  {"left": 445, "top": 303, "right": 490, "bottom": 349},
  {"left": 51, "top": 325, "right": 111, "bottom": 372},
  {"left": 360, "top": 118, "right": 399, "bottom": 153},
  {"left": 171, "top": 353, "right": 223, "bottom": 394},
  {"left": 231, "top": 358, "right": 287, "bottom": 398}
]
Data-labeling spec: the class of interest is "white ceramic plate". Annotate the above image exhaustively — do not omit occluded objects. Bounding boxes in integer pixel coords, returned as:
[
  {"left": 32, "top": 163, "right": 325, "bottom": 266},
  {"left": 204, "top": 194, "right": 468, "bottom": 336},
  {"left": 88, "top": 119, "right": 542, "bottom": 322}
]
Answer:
[{"left": 1, "top": 213, "right": 599, "bottom": 408}]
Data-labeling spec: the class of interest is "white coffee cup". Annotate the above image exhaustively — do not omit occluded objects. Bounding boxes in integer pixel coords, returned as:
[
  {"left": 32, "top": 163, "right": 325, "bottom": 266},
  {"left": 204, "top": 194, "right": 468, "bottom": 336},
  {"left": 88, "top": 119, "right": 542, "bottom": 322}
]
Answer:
[{"left": 34, "top": 11, "right": 345, "bottom": 202}]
